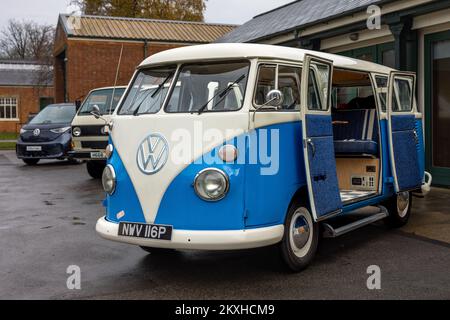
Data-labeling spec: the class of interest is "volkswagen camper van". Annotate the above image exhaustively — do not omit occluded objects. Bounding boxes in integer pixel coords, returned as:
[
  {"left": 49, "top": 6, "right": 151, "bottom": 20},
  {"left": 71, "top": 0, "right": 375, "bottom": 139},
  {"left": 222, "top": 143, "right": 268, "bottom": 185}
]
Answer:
[
  {"left": 96, "top": 44, "right": 432, "bottom": 271},
  {"left": 70, "top": 86, "right": 126, "bottom": 178}
]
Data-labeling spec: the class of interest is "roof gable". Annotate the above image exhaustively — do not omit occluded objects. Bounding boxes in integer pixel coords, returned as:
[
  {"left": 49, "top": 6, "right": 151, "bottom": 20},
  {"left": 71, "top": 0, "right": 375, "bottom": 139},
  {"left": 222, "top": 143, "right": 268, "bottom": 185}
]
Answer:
[
  {"left": 217, "top": 0, "right": 387, "bottom": 43},
  {"left": 59, "top": 14, "right": 237, "bottom": 43}
]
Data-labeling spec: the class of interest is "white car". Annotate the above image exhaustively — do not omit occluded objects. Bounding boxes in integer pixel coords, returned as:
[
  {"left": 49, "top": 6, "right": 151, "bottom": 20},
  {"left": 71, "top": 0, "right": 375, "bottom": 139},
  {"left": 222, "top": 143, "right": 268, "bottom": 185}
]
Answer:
[{"left": 69, "top": 86, "right": 126, "bottom": 178}]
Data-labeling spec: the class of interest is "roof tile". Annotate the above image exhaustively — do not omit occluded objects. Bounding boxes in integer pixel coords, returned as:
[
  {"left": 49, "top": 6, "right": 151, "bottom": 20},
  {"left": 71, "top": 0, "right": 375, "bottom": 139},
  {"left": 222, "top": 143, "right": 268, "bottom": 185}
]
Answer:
[{"left": 61, "top": 14, "right": 237, "bottom": 43}]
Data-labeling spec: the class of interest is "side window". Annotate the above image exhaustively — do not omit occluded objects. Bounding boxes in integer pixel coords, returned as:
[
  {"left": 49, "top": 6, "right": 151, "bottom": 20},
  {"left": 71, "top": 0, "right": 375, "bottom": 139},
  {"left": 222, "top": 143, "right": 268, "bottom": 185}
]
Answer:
[
  {"left": 254, "top": 64, "right": 302, "bottom": 110},
  {"left": 307, "top": 70, "right": 321, "bottom": 110},
  {"left": 278, "top": 66, "right": 301, "bottom": 110},
  {"left": 375, "top": 76, "right": 388, "bottom": 112},
  {"left": 255, "top": 65, "right": 276, "bottom": 105},
  {"left": 308, "top": 63, "right": 331, "bottom": 111},
  {"left": 392, "top": 78, "right": 413, "bottom": 112}
]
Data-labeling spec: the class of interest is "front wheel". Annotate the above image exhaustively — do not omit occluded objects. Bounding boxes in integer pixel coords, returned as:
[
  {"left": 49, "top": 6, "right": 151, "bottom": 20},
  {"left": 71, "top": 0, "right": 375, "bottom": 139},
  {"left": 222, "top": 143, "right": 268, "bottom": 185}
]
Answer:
[
  {"left": 86, "top": 160, "right": 105, "bottom": 179},
  {"left": 23, "top": 159, "right": 40, "bottom": 166},
  {"left": 383, "top": 191, "right": 412, "bottom": 228},
  {"left": 280, "top": 205, "right": 319, "bottom": 272}
]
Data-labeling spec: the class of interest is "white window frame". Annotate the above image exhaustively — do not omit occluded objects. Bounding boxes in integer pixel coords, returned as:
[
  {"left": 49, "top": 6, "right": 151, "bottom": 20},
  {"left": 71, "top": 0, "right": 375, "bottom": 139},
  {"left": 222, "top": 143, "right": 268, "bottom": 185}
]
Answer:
[{"left": 0, "top": 96, "right": 19, "bottom": 121}]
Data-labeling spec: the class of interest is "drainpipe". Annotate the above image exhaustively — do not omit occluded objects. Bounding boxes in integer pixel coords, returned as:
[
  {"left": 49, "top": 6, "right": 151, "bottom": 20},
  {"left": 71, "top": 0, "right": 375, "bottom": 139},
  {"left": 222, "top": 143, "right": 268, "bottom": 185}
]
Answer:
[{"left": 143, "top": 39, "right": 148, "bottom": 59}]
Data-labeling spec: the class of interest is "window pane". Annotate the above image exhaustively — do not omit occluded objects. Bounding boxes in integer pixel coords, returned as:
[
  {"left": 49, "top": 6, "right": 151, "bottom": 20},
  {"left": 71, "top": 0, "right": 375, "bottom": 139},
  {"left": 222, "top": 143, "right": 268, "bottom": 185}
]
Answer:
[
  {"left": 308, "top": 63, "right": 330, "bottom": 111},
  {"left": 255, "top": 65, "right": 276, "bottom": 106},
  {"left": 0, "top": 106, "right": 5, "bottom": 119},
  {"left": 278, "top": 66, "right": 301, "bottom": 110},
  {"left": 307, "top": 70, "right": 322, "bottom": 110},
  {"left": 11, "top": 106, "right": 17, "bottom": 118},
  {"left": 356, "top": 53, "right": 374, "bottom": 62},
  {"left": 392, "top": 78, "right": 412, "bottom": 112},
  {"left": 334, "top": 86, "right": 375, "bottom": 109},
  {"left": 166, "top": 61, "right": 250, "bottom": 113},
  {"left": 382, "top": 49, "right": 396, "bottom": 69},
  {"left": 119, "top": 66, "right": 177, "bottom": 115},
  {"left": 6, "top": 105, "right": 11, "bottom": 119},
  {"left": 432, "top": 38, "right": 450, "bottom": 168},
  {"left": 375, "top": 76, "right": 388, "bottom": 112}
]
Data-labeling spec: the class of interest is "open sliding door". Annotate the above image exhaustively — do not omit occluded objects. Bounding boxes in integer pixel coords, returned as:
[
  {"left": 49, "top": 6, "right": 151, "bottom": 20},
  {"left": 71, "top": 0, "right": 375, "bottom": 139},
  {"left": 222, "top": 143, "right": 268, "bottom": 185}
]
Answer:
[
  {"left": 387, "top": 72, "right": 423, "bottom": 192},
  {"left": 300, "top": 55, "right": 342, "bottom": 221}
]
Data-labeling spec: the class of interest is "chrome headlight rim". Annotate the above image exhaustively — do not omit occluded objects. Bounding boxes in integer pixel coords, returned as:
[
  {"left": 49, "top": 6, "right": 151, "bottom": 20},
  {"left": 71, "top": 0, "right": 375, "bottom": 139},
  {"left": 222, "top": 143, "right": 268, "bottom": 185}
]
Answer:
[
  {"left": 193, "top": 168, "right": 230, "bottom": 202},
  {"left": 72, "top": 127, "right": 82, "bottom": 137},
  {"left": 105, "top": 144, "right": 114, "bottom": 159},
  {"left": 102, "top": 164, "right": 116, "bottom": 195}
]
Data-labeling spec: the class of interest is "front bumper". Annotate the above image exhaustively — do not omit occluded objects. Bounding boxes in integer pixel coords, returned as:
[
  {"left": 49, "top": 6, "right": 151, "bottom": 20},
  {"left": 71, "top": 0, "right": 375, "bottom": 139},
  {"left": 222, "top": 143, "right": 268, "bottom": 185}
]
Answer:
[
  {"left": 16, "top": 141, "right": 69, "bottom": 159},
  {"left": 68, "top": 150, "right": 106, "bottom": 160},
  {"left": 96, "top": 216, "right": 284, "bottom": 250}
]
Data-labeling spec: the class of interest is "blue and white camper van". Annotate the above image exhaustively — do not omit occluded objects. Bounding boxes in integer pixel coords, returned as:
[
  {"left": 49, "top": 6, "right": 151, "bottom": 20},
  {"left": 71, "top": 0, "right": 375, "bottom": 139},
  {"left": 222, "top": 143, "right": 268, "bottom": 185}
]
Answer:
[{"left": 95, "top": 44, "right": 432, "bottom": 271}]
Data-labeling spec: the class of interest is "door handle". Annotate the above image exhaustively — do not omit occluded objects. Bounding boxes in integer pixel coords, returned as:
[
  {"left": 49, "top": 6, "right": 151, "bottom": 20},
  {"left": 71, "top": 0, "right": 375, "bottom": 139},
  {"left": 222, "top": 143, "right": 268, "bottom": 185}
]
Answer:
[{"left": 306, "top": 138, "right": 316, "bottom": 157}]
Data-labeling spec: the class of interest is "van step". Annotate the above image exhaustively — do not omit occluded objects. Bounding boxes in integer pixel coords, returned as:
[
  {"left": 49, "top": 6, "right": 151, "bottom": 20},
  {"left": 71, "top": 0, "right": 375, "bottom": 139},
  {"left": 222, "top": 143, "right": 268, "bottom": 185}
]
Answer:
[{"left": 322, "top": 206, "right": 388, "bottom": 238}]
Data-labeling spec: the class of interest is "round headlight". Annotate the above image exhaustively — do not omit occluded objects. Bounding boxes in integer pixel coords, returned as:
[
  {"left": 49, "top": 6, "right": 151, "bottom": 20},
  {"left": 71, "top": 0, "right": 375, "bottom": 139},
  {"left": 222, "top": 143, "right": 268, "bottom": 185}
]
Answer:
[
  {"left": 73, "top": 127, "right": 81, "bottom": 137},
  {"left": 105, "top": 144, "right": 114, "bottom": 159},
  {"left": 102, "top": 165, "right": 116, "bottom": 195},
  {"left": 194, "top": 168, "right": 229, "bottom": 201}
]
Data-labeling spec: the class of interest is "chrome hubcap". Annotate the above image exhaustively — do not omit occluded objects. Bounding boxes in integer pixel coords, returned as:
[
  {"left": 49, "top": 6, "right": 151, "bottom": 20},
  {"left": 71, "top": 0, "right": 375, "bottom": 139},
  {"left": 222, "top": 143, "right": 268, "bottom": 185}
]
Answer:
[
  {"left": 290, "top": 209, "right": 313, "bottom": 258},
  {"left": 397, "top": 192, "right": 410, "bottom": 218}
]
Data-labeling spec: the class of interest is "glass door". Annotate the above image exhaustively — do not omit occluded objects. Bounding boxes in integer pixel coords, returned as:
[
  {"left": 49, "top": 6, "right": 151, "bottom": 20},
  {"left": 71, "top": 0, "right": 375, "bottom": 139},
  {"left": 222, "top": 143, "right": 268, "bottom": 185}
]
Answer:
[{"left": 425, "top": 30, "right": 450, "bottom": 186}]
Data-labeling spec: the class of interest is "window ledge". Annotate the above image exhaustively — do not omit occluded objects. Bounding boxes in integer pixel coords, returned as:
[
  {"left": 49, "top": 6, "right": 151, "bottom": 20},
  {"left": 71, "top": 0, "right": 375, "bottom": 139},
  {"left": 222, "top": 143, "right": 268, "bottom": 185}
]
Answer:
[{"left": 0, "top": 118, "right": 20, "bottom": 122}]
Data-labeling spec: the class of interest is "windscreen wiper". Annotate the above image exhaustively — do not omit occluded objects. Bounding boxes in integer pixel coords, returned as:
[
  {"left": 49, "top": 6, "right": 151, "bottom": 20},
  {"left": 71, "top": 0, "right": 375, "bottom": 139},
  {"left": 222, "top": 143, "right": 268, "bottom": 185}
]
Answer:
[
  {"left": 133, "top": 72, "right": 174, "bottom": 116},
  {"left": 196, "top": 74, "right": 246, "bottom": 115}
]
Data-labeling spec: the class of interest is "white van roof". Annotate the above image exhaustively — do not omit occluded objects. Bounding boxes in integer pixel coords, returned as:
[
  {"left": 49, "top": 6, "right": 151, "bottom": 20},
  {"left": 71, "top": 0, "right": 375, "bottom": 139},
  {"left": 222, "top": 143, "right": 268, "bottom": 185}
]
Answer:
[{"left": 139, "top": 43, "right": 395, "bottom": 74}]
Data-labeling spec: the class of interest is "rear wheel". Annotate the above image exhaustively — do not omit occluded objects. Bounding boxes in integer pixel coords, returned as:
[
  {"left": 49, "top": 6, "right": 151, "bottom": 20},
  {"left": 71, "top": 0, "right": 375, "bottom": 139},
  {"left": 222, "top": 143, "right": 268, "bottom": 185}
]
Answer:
[
  {"left": 23, "top": 159, "right": 40, "bottom": 166},
  {"left": 280, "top": 204, "right": 319, "bottom": 272},
  {"left": 383, "top": 191, "right": 412, "bottom": 228},
  {"left": 140, "top": 246, "right": 175, "bottom": 255},
  {"left": 86, "top": 160, "right": 105, "bottom": 179}
]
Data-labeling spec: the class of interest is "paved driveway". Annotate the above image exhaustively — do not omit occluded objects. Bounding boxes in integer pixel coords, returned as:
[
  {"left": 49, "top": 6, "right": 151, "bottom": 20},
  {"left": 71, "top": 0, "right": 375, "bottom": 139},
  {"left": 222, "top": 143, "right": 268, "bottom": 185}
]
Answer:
[{"left": 0, "top": 150, "right": 449, "bottom": 300}]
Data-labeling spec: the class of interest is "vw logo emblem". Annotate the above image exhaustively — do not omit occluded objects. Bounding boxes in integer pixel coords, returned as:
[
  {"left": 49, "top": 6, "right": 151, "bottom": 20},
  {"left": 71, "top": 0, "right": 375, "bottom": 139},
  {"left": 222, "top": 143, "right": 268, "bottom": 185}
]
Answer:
[
  {"left": 136, "top": 133, "right": 169, "bottom": 175},
  {"left": 33, "top": 128, "right": 40, "bottom": 136}
]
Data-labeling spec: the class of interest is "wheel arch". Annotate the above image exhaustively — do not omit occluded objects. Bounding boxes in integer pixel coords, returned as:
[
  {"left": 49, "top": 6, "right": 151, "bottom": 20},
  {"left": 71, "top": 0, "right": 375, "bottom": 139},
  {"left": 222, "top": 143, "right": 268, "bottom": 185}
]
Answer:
[{"left": 286, "top": 186, "right": 310, "bottom": 221}]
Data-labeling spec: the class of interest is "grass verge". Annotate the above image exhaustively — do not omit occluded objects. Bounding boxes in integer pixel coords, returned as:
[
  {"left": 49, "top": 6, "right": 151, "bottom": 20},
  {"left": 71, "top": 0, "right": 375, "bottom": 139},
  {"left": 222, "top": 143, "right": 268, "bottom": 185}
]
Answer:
[{"left": 0, "top": 142, "right": 16, "bottom": 150}]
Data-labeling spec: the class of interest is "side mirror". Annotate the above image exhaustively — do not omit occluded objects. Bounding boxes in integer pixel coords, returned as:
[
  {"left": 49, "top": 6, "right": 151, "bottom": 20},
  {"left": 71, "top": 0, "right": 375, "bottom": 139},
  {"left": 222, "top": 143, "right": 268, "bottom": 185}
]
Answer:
[
  {"left": 90, "top": 105, "right": 101, "bottom": 119},
  {"left": 265, "top": 89, "right": 284, "bottom": 107},
  {"left": 252, "top": 89, "right": 285, "bottom": 123},
  {"left": 75, "top": 100, "right": 81, "bottom": 111}
]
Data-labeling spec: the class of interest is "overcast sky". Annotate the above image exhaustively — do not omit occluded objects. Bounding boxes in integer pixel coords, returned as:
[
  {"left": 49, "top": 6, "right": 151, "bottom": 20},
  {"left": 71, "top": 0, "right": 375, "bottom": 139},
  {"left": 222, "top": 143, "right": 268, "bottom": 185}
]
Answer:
[{"left": 0, "top": 0, "right": 293, "bottom": 30}]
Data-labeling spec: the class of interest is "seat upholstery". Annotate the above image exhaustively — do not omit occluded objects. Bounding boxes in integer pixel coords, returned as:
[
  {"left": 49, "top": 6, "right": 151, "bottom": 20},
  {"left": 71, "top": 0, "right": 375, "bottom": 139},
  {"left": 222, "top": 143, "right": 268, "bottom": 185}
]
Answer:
[{"left": 333, "top": 109, "right": 379, "bottom": 156}]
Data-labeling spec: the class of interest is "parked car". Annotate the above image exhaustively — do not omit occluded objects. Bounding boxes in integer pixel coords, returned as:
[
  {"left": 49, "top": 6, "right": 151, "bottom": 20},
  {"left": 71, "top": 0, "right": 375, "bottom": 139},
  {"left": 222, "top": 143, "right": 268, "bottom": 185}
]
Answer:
[
  {"left": 95, "top": 43, "right": 432, "bottom": 272},
  {"left": 69, "top": 86, "right": 126, "bottom": 179},
  {"left": 16, "top": 103, "right": 77, "bottom": 165}
]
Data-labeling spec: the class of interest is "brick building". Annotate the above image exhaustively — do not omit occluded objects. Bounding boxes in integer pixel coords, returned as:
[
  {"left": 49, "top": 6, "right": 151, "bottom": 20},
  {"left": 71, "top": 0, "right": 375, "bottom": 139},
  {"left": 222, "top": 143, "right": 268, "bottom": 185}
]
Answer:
[
  {"left": 0, "top": 61, "right": 53, "bottom": 133},
  {"left": 53, "top": 14, "right": 237, "bottom": 104}
]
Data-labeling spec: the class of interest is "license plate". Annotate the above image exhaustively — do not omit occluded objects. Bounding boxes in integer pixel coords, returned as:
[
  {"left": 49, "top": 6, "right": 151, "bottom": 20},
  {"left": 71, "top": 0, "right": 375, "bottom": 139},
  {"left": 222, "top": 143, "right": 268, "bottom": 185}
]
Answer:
[
  {"left": 118, "top": 222, "right": 172, "bottom": 241},
  {"left": 90, "top": 151, "right": 105, "bottom": 159},
  {"left": 26, "top": 146, "right": 42, "bottom": 151}
]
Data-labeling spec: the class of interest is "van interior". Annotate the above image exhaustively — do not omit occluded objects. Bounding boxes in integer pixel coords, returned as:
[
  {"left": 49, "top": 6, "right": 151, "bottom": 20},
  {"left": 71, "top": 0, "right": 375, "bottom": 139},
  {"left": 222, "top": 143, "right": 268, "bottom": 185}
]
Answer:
[{"left": 331, "top": 69, "right": 380, "bottom": 205}]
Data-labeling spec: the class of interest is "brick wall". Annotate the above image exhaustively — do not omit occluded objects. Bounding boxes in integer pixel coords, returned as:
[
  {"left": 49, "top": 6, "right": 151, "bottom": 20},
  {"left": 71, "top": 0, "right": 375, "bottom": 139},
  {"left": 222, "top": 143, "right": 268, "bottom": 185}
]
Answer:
[
  {"left": 54, "top": 39, "right": 186, "bottom": 103},
  {"left": 0, "top": 86, "right": 53, "bottom": 133}
]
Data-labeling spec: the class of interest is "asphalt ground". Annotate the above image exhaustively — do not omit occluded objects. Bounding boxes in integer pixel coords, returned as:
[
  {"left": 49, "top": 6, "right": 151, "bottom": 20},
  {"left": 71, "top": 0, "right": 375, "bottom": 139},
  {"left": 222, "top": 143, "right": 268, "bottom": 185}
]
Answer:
[{"left": 0, "top": 150, "right": 449, "bottom": 300}]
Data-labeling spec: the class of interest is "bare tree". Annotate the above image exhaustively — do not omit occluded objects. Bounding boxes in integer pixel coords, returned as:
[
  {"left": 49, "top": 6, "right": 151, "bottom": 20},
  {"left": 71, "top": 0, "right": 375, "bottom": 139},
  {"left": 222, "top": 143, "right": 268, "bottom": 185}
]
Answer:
[
  {"left": 0, "top": 20, "right": 54, "bottom": 61},
  {"left": 0, "top": 20, "right": 55, "bottom": 95}
]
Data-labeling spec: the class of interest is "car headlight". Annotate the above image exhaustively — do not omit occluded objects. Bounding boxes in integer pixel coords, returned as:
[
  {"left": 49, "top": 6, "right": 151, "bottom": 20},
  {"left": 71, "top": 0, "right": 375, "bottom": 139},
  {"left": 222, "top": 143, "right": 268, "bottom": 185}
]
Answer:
[
  {"left": 102, "top": 165, "right": 116, "bottom": 195},
  {"left": 50, "top": 126, "right": 71, "bottom": 134},
  {"left": 72, "top": 127, "right": 81, "bottom": 137},
  {"left": 194, "top": 168, "right": 229, "bottom": 201},
  {"left": 105, "top": 144, "right": 114, "bottom": 159},
  {"left": 20, "top": 128, "right": 28, "bottom": 135}
]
